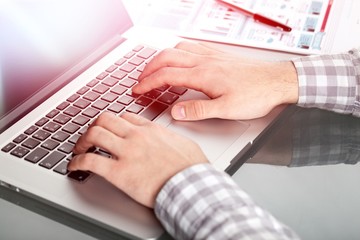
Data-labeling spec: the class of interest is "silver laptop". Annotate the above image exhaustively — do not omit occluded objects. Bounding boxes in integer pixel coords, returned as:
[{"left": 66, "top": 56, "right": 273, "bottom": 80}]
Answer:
[{"left": 0, "top": 1, "right": 288, "bottom": 239}]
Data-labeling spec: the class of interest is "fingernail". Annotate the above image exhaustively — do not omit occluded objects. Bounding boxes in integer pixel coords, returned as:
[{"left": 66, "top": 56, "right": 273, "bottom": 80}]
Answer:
[{"left": 172, "top": 105, "right": 186, "bottom": 119}]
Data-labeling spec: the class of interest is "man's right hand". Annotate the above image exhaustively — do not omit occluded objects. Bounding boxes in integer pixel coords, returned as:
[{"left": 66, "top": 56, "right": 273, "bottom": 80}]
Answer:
[{"left": 133, "top": 41, "right": 299, "bottom": 121}]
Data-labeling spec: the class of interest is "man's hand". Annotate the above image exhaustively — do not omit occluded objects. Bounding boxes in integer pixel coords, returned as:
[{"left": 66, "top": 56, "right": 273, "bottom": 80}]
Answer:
[
  {"left": 133, "top": 41, "right": 298, "bottom": 121},
  {"left": 68, "top": 112, "right": 208, "bottom": 208}
]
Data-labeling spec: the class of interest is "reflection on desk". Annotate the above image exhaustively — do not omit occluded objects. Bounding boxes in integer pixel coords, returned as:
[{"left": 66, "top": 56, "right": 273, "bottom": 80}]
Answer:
[
  {"left": 236, "top": 106, "right": 360, "bottom": 240},
  {"left": 249, "top": 106, "right": 360, "bottom": 167}
]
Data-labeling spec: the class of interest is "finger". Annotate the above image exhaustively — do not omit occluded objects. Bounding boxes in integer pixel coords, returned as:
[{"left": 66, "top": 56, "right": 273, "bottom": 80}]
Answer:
[
  {"left": 68, "top": 153, "right": 116, "bottom": 177},
  {"left": 134, "top": 67, "right": 208, "bottom": 94},
  {"left": 175, "top": 41, "right": 223, "bottom": 55},
  {"left": 171, "top": 98, "right": 225, "bottom": 121},
  {"left": 73, "top": 125, "right": 124, "bottom": 155},
  {"left": 139, "top": 48, "right": 201, "bottom": 80},
  {"left": 121, "top": 112, "right": 151, "bottom": 126},
  {"left": 91, "top": 112, "right": 132, "bottom": 138}
]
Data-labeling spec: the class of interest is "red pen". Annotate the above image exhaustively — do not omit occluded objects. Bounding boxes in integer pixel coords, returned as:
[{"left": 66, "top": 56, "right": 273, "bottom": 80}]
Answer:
[{"left": 215, "top": 0, "right": 292, "bottom": 32}]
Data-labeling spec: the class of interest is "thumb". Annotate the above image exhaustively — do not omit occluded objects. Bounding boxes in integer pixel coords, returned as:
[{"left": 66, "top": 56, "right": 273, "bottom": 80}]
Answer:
[{"left": 171, "top": 99, "right": 220, "bottom": 121}]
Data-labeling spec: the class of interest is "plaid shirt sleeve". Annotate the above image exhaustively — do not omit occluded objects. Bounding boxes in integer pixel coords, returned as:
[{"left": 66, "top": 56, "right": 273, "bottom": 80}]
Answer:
[
  {"left": 155, "top": 164, "right": 299, "bottom": 240},
  {"left": 293, "top": 48, "right": 360, "bottom": 117}
]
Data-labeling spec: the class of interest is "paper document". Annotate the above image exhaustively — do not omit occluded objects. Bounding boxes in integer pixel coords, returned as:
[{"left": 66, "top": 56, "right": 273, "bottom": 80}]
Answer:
[{"left": 136, "top": 0, "right": 335, "bottom": 55}]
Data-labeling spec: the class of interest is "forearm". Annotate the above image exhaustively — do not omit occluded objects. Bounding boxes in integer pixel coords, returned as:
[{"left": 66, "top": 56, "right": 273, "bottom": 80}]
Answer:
[
  {"left": 292, "top": 48, "right": 360, "bottom": 116},
  {"left": 155, "top": 164, "right": 299, "bottom": 240}
]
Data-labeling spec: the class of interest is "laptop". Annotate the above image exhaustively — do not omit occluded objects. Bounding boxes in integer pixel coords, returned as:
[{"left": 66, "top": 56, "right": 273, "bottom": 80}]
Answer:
[{"left": 0, "top": 0, "right": 291, "bottom": 239}]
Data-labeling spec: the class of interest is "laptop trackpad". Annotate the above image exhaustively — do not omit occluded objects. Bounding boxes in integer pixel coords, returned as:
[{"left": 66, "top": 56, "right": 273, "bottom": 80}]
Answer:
[{"left": 168, "top": 119, "right": 249, "bottom": 162}]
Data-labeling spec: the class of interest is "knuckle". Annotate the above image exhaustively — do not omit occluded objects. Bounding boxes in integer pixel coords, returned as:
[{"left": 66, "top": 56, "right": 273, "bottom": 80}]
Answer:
[
  {"left": 157, "top": 48, "right": 173, "bottom": 59},
  {"left": 95, "top": 113, "right": 109, "bottom": 125},
  {"left": 85, "top": 126, "right": 102, "bottom": 140}
]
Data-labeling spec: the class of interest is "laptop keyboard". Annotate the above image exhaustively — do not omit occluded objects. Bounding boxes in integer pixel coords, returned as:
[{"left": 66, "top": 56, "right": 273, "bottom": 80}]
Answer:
[{"left": 1, "top": 45, "right": 187, "bottom": 182}]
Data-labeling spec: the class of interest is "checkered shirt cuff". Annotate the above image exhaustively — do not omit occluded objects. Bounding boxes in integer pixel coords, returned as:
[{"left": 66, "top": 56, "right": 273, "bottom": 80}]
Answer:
[
  {"left": 293, "top": 48, "right": 360, "bottom": 117},
  {"left": 155, "top": 163, "right": 299, "bottom": 240}
]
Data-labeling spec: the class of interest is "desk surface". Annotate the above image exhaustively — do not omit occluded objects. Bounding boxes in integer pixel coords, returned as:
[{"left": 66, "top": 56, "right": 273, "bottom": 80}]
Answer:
[{"left": 234, "top": 107, "right": 360, "bottom": 240}]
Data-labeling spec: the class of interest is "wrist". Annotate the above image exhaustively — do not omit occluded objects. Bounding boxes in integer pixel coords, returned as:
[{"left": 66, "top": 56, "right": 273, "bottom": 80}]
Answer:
[{"left": 270, "top": 61, "right": 299, "bottom": 105}]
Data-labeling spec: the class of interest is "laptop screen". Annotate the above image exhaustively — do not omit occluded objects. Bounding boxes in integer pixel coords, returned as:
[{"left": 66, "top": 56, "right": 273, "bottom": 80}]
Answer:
[{"left": 0, "top": 0, "right": 132, "bottom": 131}]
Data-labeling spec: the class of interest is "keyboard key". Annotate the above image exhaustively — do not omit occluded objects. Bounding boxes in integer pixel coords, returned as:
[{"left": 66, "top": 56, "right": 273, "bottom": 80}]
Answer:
[
  {"left": 93, "top": 84, "right": 109, "bottom": 94},
  {"left": 64, "top": 106, "right": 81, "bottom": 117},
  {"left": 73, "top": 99, "right": 91, "bottom": 109},
  {"left": 115, "top": 58, "right": 126, "bottom": 66},
  {"left": 102, "top": 77, "right": 118, "bottom": 87},
  {"left": 72, "top": 115, "right": 90, "bottom": 126},
  {"left": 138, "top": 48, "right": 157, "bottom": 59},
  {"left": 52, "top": 131, "right": 70, "bottom": 142},
  {"left": 135, "top": 96, "right": 152, "bottom": 107},
  {"left": 129, "top": 56, "right": 145, "bottom": 66},
  {"left": 58, "top": 142, "right": 74, "bottom": 154},
  {"left": 67, "top": 93, "right": 80, "bottom": 102},
  {"left": 68, "top": 170, "right": 91, "bottom": 182},
  {"left": 10, "top": 146, "right": 30, "bottom": 158},
  {"left": 43, "top": 122, "right": 61, "bottom": 133},
  {"left": 24, "top": 148, "right": 49, "bottom": 163},
  {"left": 56, "top": 101, "right": 70, "bottom": 111},
  {"left": 77, "top": 86, "right": 90, "bottom": 95},
  {"left": 156, "top": 85, "right": 170, "bottom": 92},
  {"left": 111, "top": 70, "right": 127, "bottom": 80},
  {"left": 96, "top": 72, "right": 108, "bottom": 80},
  {"left": 120, "top": 78, "right": 136, "bottom": 88},
  {"left": 86, "top": 79, "right": 99, "bottom": 87},
  {"left": 140, "top": 101, "right": 168, "bottom": 121},
  {"left": 108, "top": 103, "right": 125, "bottom": 113},
  {"left": 68, "top": 134, "right": 81, "bottom": 144},
  {"left": 117, "top": 95, "right": 134, "bottom": 105},
  {"left": 39, "top": 151, "right": 65, "bottom": 169},
  {"left": 120, "top": 63, "right": 136, "bottom": 73},
  {"left": 111, "top": 85, "right": 127, "bottom": 95},
  {"left": 169, "top": 86, "right": 187, "bottom": 95},
  {"left": 53, "top": 161, "right": 69, "bottom": 175},
  {"left": 24, "top": 125, "right": 39, "bottom": 135},
  {"left": 144, "top": 90, "right": 161, "bottom": 99},
  {"left": 82, "top": 108, "right": 100, "bottom": 118},
  {"left": 13, "top": 134, "right": 27, "bottom": 143},
  {"left": 133, "top": 45, "right": 144, "bottom": 52},
  {"left": 126, "top": 104, "right": 144, "bottom": 114},
  {"left": 83, "top": 91, "right": 100, "bottom": 101},
  {"left": 53, "top": 114, "right": 71, "bottom": 125},
  {"left": 101, "top": 92, "right": 118, "bottom": 103},
  {"left": 158, "top": 92, "right": 179, "bottom": 105},
  {"left": 105, "top": 65, "right": 118, "bottom": 73},
  {"left": 128, "top": 71, "right": 141, "bottom": 80},
  {"left": 124, "top": 51, "right": 135, "bottom": 59},
  {"left": 46, "top": 109, "right": 60, "bottom": 118},
  {"left": 92, "top": 100, "right": 109, "bottom": 110},
  {"left": 33, "top": 130, "right": 51, "bottom": 141},
  {"left": 21, "top": 138, "right": 40, "bottom": 149},
  {"left": 42, "top": 139, "right": 60, "bottom": 150},
  {"left": 62, "top": 123, "right": 80, "bottom": 134},
  {"left": 1, "top": 142, "right": 16, "bottom": 153},
  {"left": 35, "top": 117, "right": 49, "bottom": 127}
]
